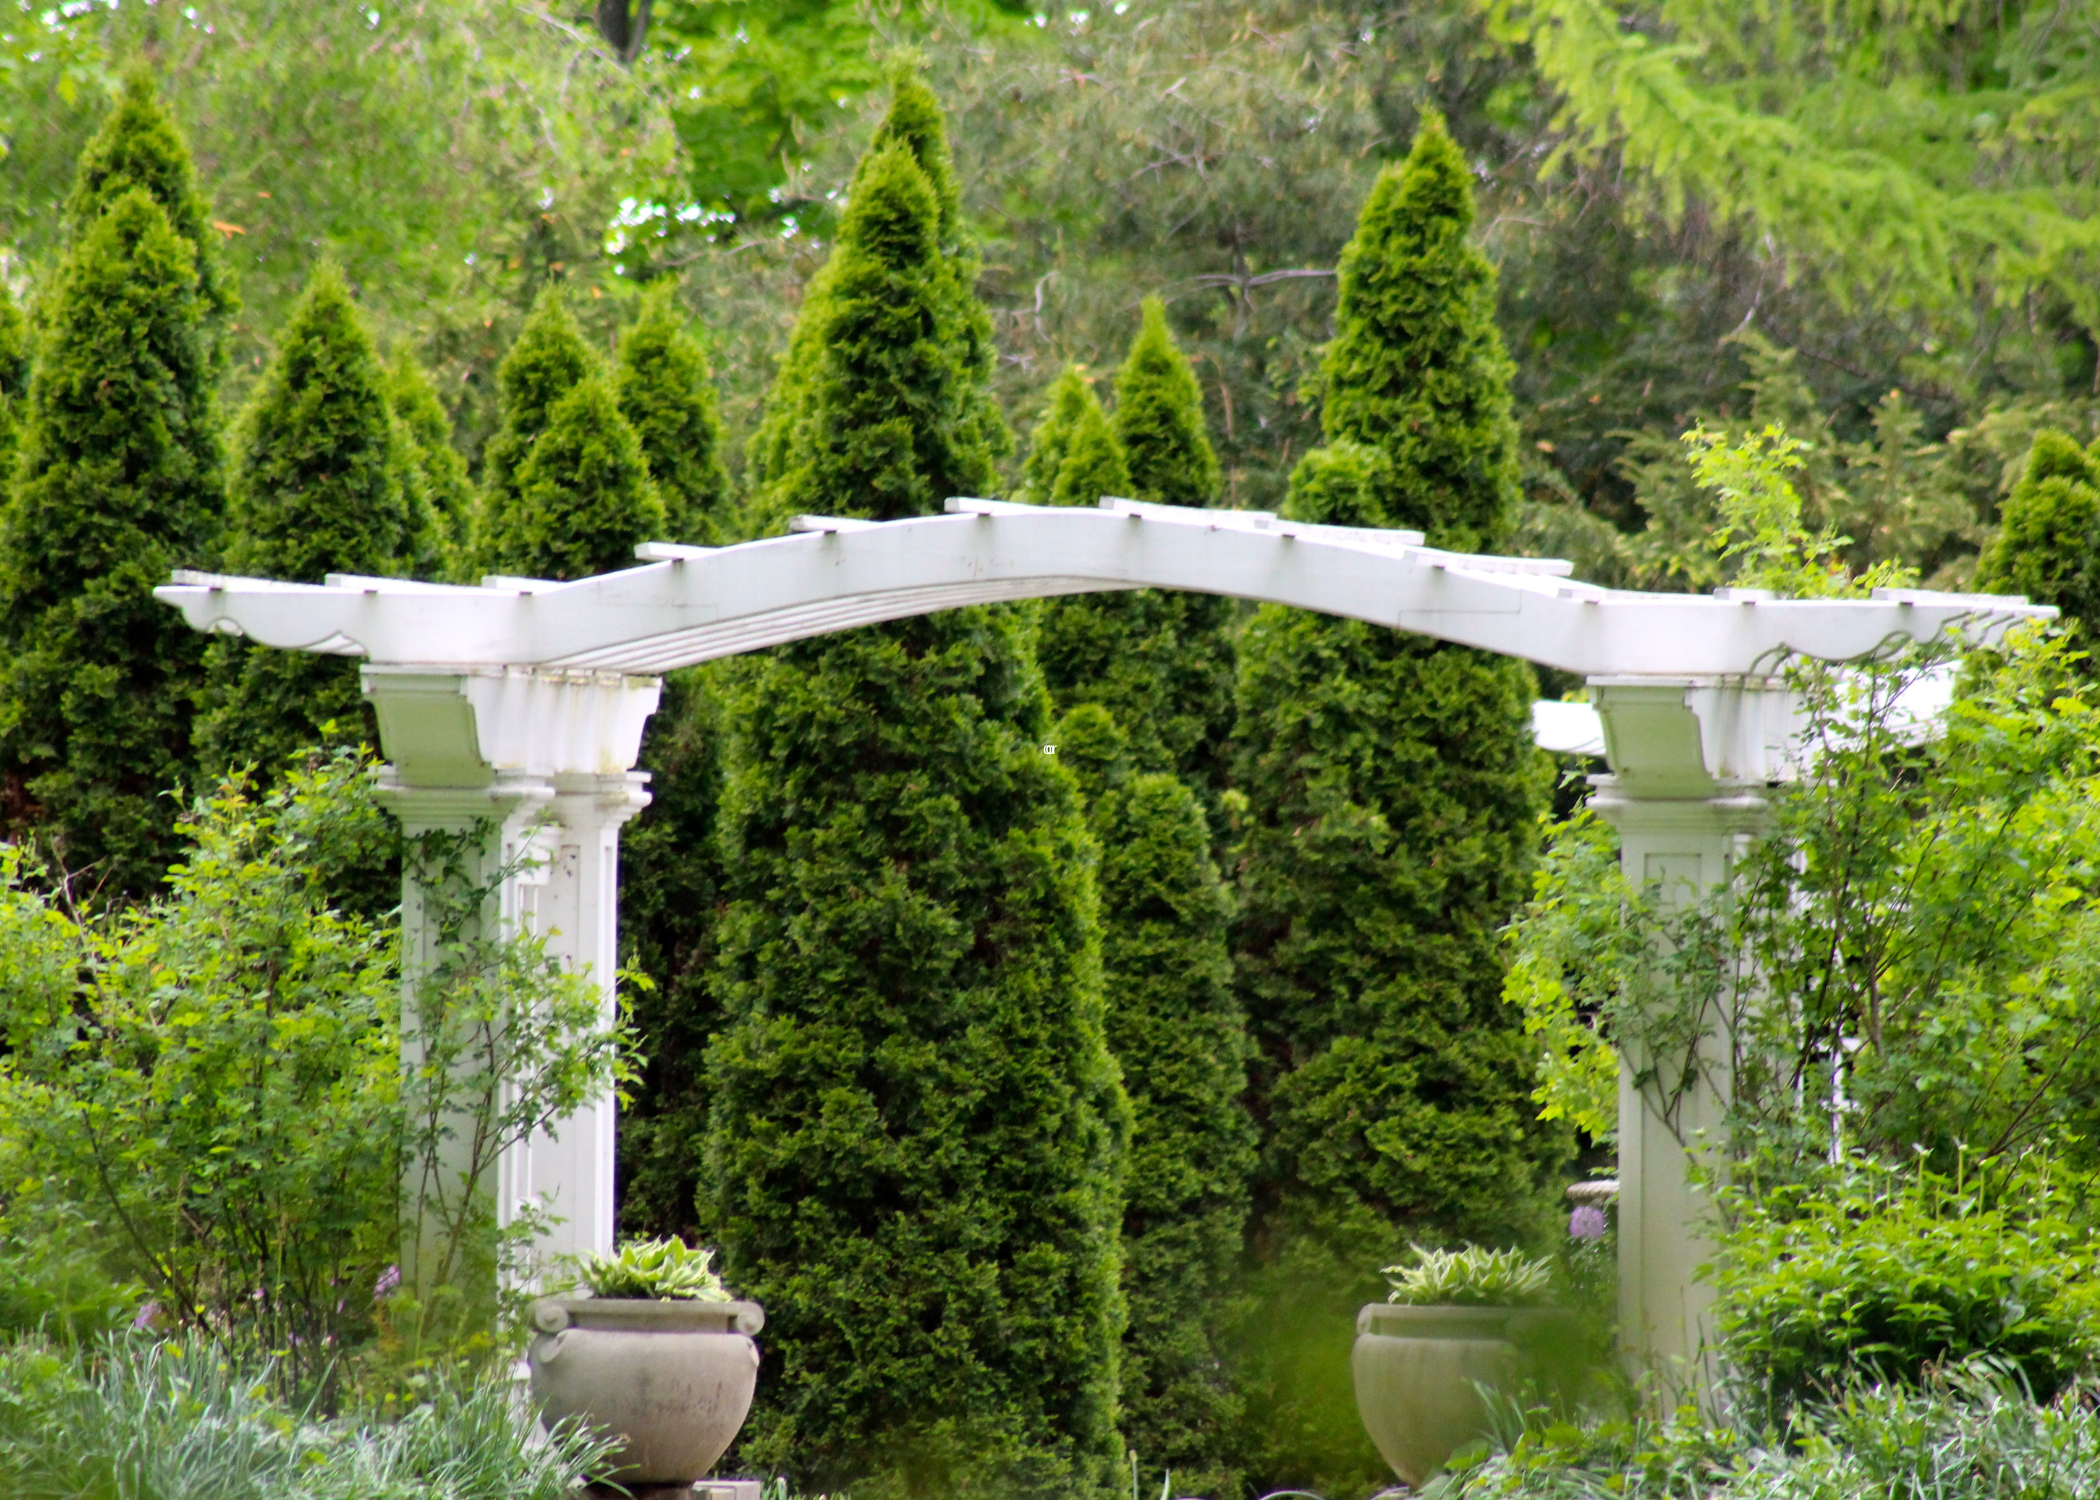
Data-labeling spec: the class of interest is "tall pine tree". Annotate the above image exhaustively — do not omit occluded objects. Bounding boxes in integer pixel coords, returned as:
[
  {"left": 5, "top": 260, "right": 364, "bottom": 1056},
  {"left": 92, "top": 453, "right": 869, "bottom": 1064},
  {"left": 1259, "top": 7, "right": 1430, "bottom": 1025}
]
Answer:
[
  {"left": 0, "top": 189, "right": 221, "bottom": 892},
  {"left": 473, "top": 287, "right": 595, "bottom": 571},
  {"left": 616, "top": 284, "right": 734, "bottom": 545},
  {"left": 198, "top": 263, "right": 426, "bottom": 776},
  {"left": 1055, "top": 703, "right": 1254, "bottom": 1500},
  {"left": 701, "top": 86, "right": 1126, "bottom": 1499},
  {"left": 1228, "top": 116, "right": 1566, "bottom": 1492}
]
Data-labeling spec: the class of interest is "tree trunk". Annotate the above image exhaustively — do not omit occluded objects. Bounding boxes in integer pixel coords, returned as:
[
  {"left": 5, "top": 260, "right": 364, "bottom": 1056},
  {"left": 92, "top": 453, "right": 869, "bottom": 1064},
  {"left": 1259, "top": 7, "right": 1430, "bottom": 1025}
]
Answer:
[{"left": 594, "top": 0, "right": 654, "bottom": 63}]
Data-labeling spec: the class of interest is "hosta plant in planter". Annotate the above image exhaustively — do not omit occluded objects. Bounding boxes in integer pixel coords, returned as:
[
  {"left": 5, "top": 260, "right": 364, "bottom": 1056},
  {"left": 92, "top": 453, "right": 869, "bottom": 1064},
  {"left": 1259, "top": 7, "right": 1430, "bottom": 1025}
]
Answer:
[
  {"left": 1353, "top": 1245, "right": 1572, "bottom": 1488},
  {"left": 528, "top": 1239, "right": 765, "bottom": 1492}
]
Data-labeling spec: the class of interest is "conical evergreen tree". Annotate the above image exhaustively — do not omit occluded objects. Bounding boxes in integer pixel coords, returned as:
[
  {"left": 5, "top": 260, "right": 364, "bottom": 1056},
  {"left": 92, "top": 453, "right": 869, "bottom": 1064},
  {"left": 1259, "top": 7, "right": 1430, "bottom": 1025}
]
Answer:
[
  {"left": 486, "top": 375, "right": 663, "bottom": 581},
  {"left": 700, "top": 87, "right": 1126, "bottom": 1499},
  {"left": 0, "top": 282, "right": 29, "bottom": 466},
  {"left": 1050, "top": 388, "right": 1132, "bottom": 508},
  {"left": 616, "top": 285, "right": 734, "bottom": 545},
  {"left": 385, "top": 349, "right": 474, "bottom": 579},
  {"left": 1054, "top": 703, "right": 1254, "bottom": 1499},
  {"left": 1317, "top": 113, "right": 1520, "bottom": 556},
  {"left": 1018, "top": 367, "right": 1096, "bottom": 505},
  {"left": 65, "top": 67, "right": 235, "bottom": 354},
  {"left": 0, "top": 189, "right": 222, "bottom": 892},
  {"left": 1974, "top": 430, "right": 2100, "bottom": 655},
  {"left": 748, "top": 66, "right": 1003, "bottom": 502},
  {"left": 1112, "top": 297, "right": 1221, "bottom": 507},
  {"left": 1033, "top": 327, "right": 1234, "bottom": 801},
  {"left": 1228, "top": 118, "right": 1565, "bottom": 1492},
  {"left": 474, "top": 287, "right": 596, "bottom": 569},
  {"left": 197, "top": 263, "right": 424, "bottom": 777}
]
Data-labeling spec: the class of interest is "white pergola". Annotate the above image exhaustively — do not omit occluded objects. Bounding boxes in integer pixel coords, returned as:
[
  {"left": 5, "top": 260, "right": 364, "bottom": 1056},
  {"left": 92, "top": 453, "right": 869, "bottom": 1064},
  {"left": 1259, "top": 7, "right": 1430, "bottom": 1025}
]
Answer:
[{"left": 156, "top": 495, "right": 2049, "bottom": 1383}]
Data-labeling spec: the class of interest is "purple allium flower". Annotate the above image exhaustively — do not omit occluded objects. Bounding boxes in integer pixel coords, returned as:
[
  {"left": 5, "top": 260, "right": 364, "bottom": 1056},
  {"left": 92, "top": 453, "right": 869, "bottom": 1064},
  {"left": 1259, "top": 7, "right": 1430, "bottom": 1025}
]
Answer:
[
  {"left": 373, "top": 1264, "right": 402, "bottom": 1300},
  {"left": 131, "top": 1300, "right": 159, "bottom": 1331},
  {"left": 1569, "top": 1205, "right": 1608, "bottom": 1241}
]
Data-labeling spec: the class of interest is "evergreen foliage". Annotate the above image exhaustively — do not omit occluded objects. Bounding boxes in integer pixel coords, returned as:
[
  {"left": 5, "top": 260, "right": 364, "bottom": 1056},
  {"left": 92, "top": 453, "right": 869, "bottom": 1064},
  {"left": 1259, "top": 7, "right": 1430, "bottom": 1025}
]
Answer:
[
  {"left": 1227, "top": 115, "right": 1562, "bottom": 1490},
  {"left": 0, "top": 283, "right": 29, "bottom": 466},
  {"left": 756, "top": 141, "right": 1002, "bottom": 522},
  {"left": 616, "top": 285, "right": 734, "bottom": 545},
  {"left": 0, "top": 188, "right": 222, "bottom": 894},
  {"left": 748, "top": 68, "right": 1004, "bottom": 510},
  {"left": 1050, "top": 385, "right": 1132, "bottom": 508},
  {"left": 474, "top": 288, "right": 597, "bottom": 566},
  {"left": 485, "top": 375, "right": 664, "bottom": 581},
  {"left": 1320, "top": 113, "right": 1522, "bottom": 555},
  {"left": 1017, "top": 367, "right": 1098, "bottom": 506},
  {"left": 1032, "top": 339, "right": 1234, "bottom": 799},
  {"left": 62, "top": 68, "right": 234, "bottom": 350},
  {"left": 616, "top": 665, "right": 730, "bottom": 1247},
  {"left": 1054, "top": 703, "right": 1254, "bottom": 1498},
  {"left": 1974, "top": 432, "right": 2100, "bottom": 652},
  {"left": 385, "top": 349, "right": 474, "bottom": 579},
  {"left": 197, "top": 263, "right": 424, "bottom": 779},
  {"left": 1112, "top": 297, "right": 1221, "bottom": 507},
  {"left": 701, "top": 80, "right": 1124, "bottom": 1498}
]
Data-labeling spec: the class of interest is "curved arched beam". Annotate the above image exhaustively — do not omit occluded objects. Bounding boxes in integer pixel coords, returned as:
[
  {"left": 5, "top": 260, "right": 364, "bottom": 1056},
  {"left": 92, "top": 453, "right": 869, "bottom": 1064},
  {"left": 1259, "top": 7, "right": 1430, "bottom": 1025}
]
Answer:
[{"left": 155, "top": 497, "right": 2050, "bottom": 678}]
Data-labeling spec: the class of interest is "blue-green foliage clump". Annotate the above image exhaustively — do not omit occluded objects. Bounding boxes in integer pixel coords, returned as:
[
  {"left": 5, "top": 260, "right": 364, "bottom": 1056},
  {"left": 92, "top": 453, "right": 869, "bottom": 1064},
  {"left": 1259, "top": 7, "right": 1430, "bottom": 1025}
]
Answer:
[
  {"left": 0, "top": 78, "right": 224, "bottom": 895},
  {"left": 199, "top": 263, "right": 429, "bottom": 778},
  {"left": 1229, "top": 115, "right": 1563, "bottom": 1491},
  {"left": 699, "top": 77, "right": 1127, "bottom": 1500},
  {"left": 1056, "top": 705, "right": 1254, "bottom": 1498}
]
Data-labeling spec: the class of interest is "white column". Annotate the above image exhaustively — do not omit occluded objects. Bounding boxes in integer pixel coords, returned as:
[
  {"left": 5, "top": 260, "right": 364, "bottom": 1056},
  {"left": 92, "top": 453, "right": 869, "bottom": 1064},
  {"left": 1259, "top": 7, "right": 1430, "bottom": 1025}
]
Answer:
[
  {"left": 502, "top": 771, "right": 652, "bottom": 1265},
  {"left": 1586, "top": 676, "right": 1797, "bottom": 1395},
  {"left": 363, "top": 666, "right": 661, "bottom": 1283}
]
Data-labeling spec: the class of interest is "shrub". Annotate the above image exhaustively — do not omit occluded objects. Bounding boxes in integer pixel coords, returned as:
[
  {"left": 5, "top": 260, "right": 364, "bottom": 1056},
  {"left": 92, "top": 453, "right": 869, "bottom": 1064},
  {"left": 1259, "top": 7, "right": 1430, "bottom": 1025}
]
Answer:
[
  {"left": 1713, "top": 1153, "right": 2100, "bottom": 1415},
  {"left": 616, "top": 284, "right": 734, "bottom": 545}
]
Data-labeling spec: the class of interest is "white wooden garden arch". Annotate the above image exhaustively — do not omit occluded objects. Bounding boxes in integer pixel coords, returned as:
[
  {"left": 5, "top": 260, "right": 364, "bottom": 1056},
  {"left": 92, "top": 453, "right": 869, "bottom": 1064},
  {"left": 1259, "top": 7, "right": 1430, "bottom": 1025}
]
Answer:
[{"left": 156, "top": 495, "right": 2048, "bottom": 1382}]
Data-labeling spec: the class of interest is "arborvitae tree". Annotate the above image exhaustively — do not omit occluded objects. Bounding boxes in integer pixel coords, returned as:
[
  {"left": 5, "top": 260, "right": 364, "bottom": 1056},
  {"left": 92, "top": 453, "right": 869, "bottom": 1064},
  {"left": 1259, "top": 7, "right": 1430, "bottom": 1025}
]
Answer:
[
  {"left": 748, "top": 66, "right": 1002, "bottom": 501},
  {"left": 0, "top": 282, "right": 29, "bottom": 465},
  {"left": 1317, "top": 112, "right": 1520, "bottom": 556},
  {"left": 1050, "top": 387, "right": 1132, "bottom": 508},
  {"left": 0, "top": 190, "right": 221, "bottom": 892},
  {"left": 1112, "top": 297, "right": 1221, "bottom": 507},
  {"left": 385, "top": 349, "right": 474, "bottom": 579},
  {"left": 484, "top": 375, "right": 663, "bottom": 582},
  {"left": 1018, "top": 366, "right": 1096, "bottom": 505},
  {"left": 1228, "top": 116, "right": 1564, "bottom": 1493},
  {"left": 1974, "top": 431, "right": 2100, "bottom": 652},
  {"left": 701, "top": 85, "right": 1126, "bottom": 1499},
  {"left": 474, "top": 287, "right": 596, "bottom": 566},
  {"left": 1054, "top": 703, "right": 1253, "bottom": 1500},
  {"left": 616, "top": 284, "right": 735, "bottom": 545},
  {"left": 1034, "top": 324, "right": 1234, "bottom": 800},
  {"left": 64, "top": 67, "right": 235, "bottom": 354},
  {"left": 197, "top": 263, "right": 424, "bottom": 777},
  {"left": 615, "top": 663, "right": 731, "bottom": 1246}
]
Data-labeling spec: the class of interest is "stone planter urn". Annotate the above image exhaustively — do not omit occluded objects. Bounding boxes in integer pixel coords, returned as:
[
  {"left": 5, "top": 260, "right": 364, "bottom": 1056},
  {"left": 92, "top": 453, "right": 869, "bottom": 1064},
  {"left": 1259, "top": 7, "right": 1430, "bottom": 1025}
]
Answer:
[
  {"left": 1352, "top": 1303, "right": 1573, "bottom": 1488},
  {"left": 527, "top": 1295, "right": 766, "bottom": 1486}
]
